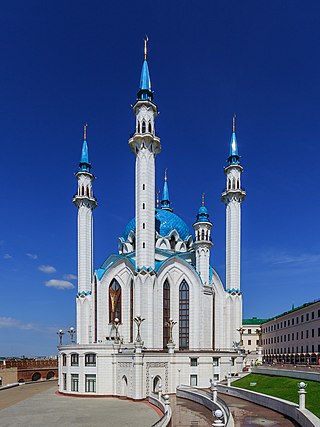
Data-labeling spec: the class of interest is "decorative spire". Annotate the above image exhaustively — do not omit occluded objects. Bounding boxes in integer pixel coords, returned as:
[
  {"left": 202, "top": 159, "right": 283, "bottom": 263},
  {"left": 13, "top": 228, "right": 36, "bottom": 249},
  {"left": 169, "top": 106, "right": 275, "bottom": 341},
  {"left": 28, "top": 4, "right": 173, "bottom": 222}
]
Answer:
[
  {"left": 161, "top": 169, "right": 172, "bottom": 211},
  {"left": 137, "top": 38, "right": 153, "bottom": 102},
  {"left": 196, "top": 194, "right": 211, "bottom": 223},
  {"left": 144, "top": 35, "right": 148, "bottom": 60},
  {"left": 227, "top": 114, "right": 240, "bottom": 165},
  {"left": 79, "top": 124, "right": 91, "bottom": 172}
]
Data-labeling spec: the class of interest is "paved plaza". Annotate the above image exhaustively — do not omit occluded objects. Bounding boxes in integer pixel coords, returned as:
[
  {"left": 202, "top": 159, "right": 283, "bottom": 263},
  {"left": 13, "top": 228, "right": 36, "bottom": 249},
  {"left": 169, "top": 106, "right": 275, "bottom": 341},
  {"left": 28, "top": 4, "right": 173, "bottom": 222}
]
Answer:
[{"left": 0, "top": 382, "right": 160, "bottom": 427}]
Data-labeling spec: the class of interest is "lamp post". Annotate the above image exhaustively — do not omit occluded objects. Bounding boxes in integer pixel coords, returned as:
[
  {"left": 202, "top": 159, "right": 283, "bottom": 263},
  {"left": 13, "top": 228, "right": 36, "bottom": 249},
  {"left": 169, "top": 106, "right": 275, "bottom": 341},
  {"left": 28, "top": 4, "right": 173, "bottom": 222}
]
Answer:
[
  {"left": 57, "top": 329, "right": 65, "bottom": 346},
  {"left": 134, "top": 315, "right": 145, "bottom": 343},
  {"left": 236, "top": 327, "right": 245, "bottom": 347},
  {"left": 298, "top": 381, "right": 307, "bottom": 409},
  {"left": 67, "top": 327, "right": 76, "bottom": 343},
  {"left": 212, "top": 409, "right": 224, "bottom": 427},
  {"left": 113, "top": 318, "right": 120, "bottom": 343}
]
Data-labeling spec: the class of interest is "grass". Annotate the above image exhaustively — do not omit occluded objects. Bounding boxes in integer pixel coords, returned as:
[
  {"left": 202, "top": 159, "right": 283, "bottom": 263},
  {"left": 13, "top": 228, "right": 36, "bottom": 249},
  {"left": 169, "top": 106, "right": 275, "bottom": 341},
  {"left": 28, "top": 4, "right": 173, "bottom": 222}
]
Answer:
[{"left": 232, "top": 373, "right": 320, "bottom": 418}]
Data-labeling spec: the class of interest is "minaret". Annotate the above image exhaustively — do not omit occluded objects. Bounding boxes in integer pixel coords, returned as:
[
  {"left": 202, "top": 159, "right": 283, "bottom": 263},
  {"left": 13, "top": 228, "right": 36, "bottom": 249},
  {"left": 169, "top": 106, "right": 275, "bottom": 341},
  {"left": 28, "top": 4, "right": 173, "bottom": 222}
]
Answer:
[
  {"left": 221, "top": 115, "right": 246, "bottom": 291},
  {"left": 73, "top": 125, "right": 97, "bottom": 344},
  {"left": 160, "top": 170, "right": 173, "bottom": 212},
  {"left": 193, "top": 194, "right": 213, "bottom": 285},
  {"left": 129, "top": 39, "right": 161, "bottom": 270}
]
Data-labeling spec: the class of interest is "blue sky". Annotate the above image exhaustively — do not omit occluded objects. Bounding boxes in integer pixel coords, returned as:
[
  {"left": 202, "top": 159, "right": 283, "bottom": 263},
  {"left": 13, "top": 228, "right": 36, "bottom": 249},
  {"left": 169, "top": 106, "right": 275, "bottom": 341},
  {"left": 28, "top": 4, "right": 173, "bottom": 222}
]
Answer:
[{"left": 1, "top": 1, "right": 320, "bottom": 356}]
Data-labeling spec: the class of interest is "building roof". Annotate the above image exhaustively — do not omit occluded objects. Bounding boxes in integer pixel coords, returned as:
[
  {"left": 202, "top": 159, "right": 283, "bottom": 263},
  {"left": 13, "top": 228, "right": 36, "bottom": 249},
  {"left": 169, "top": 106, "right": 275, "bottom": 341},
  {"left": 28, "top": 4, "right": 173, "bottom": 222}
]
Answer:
[
  {"left": 261, "top": 299, "right": 320, "bottom": 323},
  {"left": 121, "top": 208, "right": 191, "bottom": 242},
  {"left": 243, "top": 317, "right": 267, "bottom": 325}
]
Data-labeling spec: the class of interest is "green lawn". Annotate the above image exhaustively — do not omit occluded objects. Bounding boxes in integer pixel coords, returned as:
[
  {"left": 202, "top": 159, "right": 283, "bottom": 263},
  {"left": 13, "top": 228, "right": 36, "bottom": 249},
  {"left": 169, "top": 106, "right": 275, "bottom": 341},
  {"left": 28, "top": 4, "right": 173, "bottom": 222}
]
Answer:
[{"left": 232, "top": 373, "right": 320, "bottom": 418}]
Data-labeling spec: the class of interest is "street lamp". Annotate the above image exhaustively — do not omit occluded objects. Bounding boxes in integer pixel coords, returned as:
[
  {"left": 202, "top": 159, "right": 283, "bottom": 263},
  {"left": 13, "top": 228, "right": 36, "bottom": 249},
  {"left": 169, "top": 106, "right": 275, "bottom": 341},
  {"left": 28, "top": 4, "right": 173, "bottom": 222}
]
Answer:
[
  {"left": 236, "top": 327, "right": 245, "bottom": 346},
  {"left": 57, "top": 329, "right": 65, "bottom": 346},
  {"left": 67, "top": 327, "right": 76, "bottom": 343}
]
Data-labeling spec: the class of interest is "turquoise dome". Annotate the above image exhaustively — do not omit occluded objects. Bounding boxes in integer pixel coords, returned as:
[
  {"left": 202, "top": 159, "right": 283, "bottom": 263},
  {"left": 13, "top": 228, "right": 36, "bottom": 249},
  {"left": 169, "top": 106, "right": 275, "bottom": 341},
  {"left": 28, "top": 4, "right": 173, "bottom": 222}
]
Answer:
[{"left": 122, "top": 208, "right": 191, "bottom": 241}]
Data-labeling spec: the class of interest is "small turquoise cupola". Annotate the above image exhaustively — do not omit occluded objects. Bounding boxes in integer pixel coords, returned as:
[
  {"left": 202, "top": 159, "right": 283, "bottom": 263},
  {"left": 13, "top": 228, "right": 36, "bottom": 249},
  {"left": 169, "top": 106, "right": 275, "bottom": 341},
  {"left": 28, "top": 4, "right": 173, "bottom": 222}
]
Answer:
[
  {"left": 79, "top": 124, "right": 91, "bottom": 172},
  {"left": 161, "top": 169, "right": 173, "bottom": 211},
  {"left": 137, "top": 37, "right": 153, "bottom": 102},
  {"left": 196, "top": 194, "right": 211, "bottom": 223},
  {"left": 227, "top": 114, "right": 240, "bottom": 165}
]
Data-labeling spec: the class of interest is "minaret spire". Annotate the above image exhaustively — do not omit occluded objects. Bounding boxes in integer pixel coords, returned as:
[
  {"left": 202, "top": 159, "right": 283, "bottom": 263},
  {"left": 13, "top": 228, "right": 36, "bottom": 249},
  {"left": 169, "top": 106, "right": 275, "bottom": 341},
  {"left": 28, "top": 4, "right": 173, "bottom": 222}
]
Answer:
[
  {"left": 129, "top": 40, "right": 161, "bottom": 271},
  {"left": 161, "top": 169, "right": 172, "bottom": 211},
  {"left": 80, "top": 124, "right": 91, "bottom": 172},
  {"left": 73, "top": 125, "right": 97, "bottom": 345},
  {"left": 227, "top": 113, "right": 240, "bottom": 165},
  {"left": 144, "top": 35, "right": 148, "bottom": 60}
]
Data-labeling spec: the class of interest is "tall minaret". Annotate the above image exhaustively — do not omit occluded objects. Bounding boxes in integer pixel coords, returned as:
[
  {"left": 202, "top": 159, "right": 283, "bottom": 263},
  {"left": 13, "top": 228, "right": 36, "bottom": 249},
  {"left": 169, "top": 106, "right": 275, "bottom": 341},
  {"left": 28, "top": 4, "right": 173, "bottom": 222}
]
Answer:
[
  {"left": 128, "top": 39, "right": 161, "bottom": 270},
  {"left": 193, "top": 194, "right": 213, "bottom": 285},
  {"left": 73, "top": 125, "right": 97, "bottom": 344},
  {"left": 221, "top": 115, "right": 246, "bottom": 292}
]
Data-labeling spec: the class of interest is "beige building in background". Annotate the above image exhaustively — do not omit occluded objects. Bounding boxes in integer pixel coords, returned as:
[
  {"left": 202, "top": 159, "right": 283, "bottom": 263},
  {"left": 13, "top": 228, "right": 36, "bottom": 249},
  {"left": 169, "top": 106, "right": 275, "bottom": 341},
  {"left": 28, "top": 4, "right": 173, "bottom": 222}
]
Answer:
[{"left": 261, "top": 299, "right": 320, "bottom": 364}]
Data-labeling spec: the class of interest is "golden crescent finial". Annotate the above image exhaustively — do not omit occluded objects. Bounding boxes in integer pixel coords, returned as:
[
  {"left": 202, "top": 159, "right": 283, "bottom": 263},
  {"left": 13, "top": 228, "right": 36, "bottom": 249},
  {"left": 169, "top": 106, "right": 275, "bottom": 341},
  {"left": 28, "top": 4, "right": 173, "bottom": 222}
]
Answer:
[
  {"left": 83, "top": 123, "right": 88, "bottom": 140},
  {"left": 202, "top": 193, "right": 205, "bottom": 206},
  {"left": 232, "top": 113, "right": 236, "bottom": 133},
  {"left": 144, "top": 35, "right": 149, "bottom": 60}
]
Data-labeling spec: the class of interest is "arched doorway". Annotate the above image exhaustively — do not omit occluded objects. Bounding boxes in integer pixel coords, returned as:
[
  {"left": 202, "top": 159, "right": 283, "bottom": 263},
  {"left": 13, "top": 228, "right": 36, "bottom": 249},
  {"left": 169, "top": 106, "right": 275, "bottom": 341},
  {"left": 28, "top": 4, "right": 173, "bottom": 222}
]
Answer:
[
  {"left": 46, "top": 371, "right": 55, "bottom": 380},
  {"left": 32, "top": 372, "right": 41, "bottom": 381},
  {"left": 153, "top": 375, "right": 161, "bottom": 393},
  {"left": 121, "top": 375, "right": 128, "bottom": 397}
]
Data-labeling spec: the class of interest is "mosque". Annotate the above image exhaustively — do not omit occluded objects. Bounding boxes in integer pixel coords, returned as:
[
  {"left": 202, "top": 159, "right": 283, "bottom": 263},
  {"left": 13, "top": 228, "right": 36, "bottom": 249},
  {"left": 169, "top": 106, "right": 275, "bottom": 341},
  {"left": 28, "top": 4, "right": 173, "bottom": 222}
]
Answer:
[{"left": 58, "top": 42, "right": 246, "bottom": 398}]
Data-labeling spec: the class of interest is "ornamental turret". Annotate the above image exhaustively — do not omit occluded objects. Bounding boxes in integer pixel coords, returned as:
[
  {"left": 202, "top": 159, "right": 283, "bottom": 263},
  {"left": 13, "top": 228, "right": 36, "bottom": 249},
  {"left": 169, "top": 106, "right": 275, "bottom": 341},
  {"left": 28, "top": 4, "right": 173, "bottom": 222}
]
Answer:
[
  {"left": 221, "top": 115, "right": 246, "bottom": 292},
  {"left": 128, "top": 39, "right": 161, "bottom": 270},
  {"left": 193, "top": 194, "right": 213, "bottom": 285},
  {"left": 73, "top": 125, "right": 97, "bottom": 344}
]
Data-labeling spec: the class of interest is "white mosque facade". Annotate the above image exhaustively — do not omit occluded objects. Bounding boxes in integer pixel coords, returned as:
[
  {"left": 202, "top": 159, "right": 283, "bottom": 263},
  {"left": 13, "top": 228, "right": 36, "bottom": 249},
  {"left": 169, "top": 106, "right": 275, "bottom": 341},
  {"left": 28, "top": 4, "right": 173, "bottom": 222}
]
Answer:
[{"left": 58, "top": 45, "right": 246, "bottom": 398}]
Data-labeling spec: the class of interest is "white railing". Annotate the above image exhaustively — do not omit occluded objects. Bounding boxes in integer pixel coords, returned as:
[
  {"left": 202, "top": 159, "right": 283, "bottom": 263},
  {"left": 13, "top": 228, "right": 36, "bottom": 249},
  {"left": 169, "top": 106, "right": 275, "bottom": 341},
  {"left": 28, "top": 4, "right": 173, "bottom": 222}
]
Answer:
[{"left": 149, "top": 393, "right": 172, "bottom": 427}]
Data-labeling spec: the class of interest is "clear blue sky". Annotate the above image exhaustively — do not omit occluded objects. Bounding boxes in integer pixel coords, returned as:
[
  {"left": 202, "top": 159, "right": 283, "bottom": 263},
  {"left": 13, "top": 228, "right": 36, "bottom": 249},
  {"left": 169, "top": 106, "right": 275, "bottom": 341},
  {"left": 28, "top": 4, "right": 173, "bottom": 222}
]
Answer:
[{"left": 1, "top": 1, "right": 319, "bottom": 356}]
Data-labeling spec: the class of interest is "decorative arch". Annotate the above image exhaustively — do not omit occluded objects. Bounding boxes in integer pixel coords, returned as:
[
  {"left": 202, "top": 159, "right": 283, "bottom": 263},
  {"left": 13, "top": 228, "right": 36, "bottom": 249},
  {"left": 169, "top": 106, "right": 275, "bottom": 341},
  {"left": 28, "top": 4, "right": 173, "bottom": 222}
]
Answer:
[
  {"left": 163, "top": 279, "right": 170, "bottom": 348},
  {"left": 153, "top": 375, "right": 161, "bottom": 393},
  {"left": 179, "top": 279, "right": 189, "bottom": 350},
  {"left": 121, "top": 375, "right": 128, "bottom": 396},
  {"left": 142, "top": 120, "right": 146, "bottom": 133},
  {"left": 109, "top": 279, "right": 122, "bottom": 323}
]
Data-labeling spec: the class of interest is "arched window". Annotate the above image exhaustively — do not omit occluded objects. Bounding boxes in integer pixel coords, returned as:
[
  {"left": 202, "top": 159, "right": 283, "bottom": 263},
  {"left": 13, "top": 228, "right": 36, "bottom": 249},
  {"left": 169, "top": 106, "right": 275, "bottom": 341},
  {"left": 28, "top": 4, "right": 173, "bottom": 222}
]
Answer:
[
  {"left": 179, "top": 280, "right": 189, "bottom": 350},
  {"left": 142, "top": 121, "right": 146, "bottom": 133},
  {"left": 163, "top": 280, "right": 170, "bottom": 348},
  {"left": 142, "top": 184, "right": 145, "bottom": 190},
  {"left": 142, "top": 223, "right": 145, "bottom": 229},
  {"left": 142, "top": 203, "right": 145, "bottom": 209},
  {"left": 170, "top": 235, "right": 175, "bottom": 250},
  {"left": 137, "top": 122, "right": 140, "bottom": 133},
  {"left": 148, "top": 122, "right": 152, "bottom": 133},
  {"left": 201, "top": 229, "right": 205, "bottom": 240},
  {"left": 142, "top": 242, "right": 145, "bottom": 248},
  {"left": 109, "top": 280, "right": 121, "bottom": 323},
  {"left": 81, "top": 185, "right": 84, "bottom": 196},
  {"left": 86, "top": 187, "right": 89, "bottom": 197}
]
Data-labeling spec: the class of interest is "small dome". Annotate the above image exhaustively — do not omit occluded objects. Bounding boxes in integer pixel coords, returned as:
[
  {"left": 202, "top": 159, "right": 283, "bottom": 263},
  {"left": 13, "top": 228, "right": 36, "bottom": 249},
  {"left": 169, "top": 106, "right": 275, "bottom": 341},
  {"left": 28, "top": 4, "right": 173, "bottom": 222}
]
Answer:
[
  {"left": 196, "top": 204, "right": 211, "bottom": 223},
  {"left": 121, "top": 208, "right": 191, "bottom": 242}
]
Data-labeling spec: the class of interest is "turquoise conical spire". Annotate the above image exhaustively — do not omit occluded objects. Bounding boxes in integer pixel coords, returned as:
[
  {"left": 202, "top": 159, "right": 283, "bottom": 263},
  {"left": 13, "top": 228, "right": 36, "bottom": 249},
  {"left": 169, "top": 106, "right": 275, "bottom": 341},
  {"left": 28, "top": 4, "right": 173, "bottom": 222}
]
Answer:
[
  {"left": 227, "top": 114, "right": 240, "bottom": 165},
  {"left": 79, "top": 124, "right": 91, "bottom": 172},
  {"left": 137, "top": 37, "right": 153, "bottom": 101},
  {"left": 161, "top": 169, "right": 172, "bottom": 211}
]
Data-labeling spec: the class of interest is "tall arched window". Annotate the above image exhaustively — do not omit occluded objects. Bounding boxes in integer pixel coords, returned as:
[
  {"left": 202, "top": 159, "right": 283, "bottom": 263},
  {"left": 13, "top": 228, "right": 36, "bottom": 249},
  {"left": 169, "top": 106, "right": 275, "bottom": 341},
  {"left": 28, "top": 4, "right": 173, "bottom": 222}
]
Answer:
[
  {"left": 142, "top": 121, "right": 146, "bottom": 133},
  {"left": 179, "top": 280, "right": 189, "bottom": 350},
  {"left": 163, "top": 280, "right": 170, "bottom": 348},
  {"left": 109, "top": 279, "right": 121, "bottom": 323},
  {"left": 148, "top": 122, "right": 152, "bottom": 133}
]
